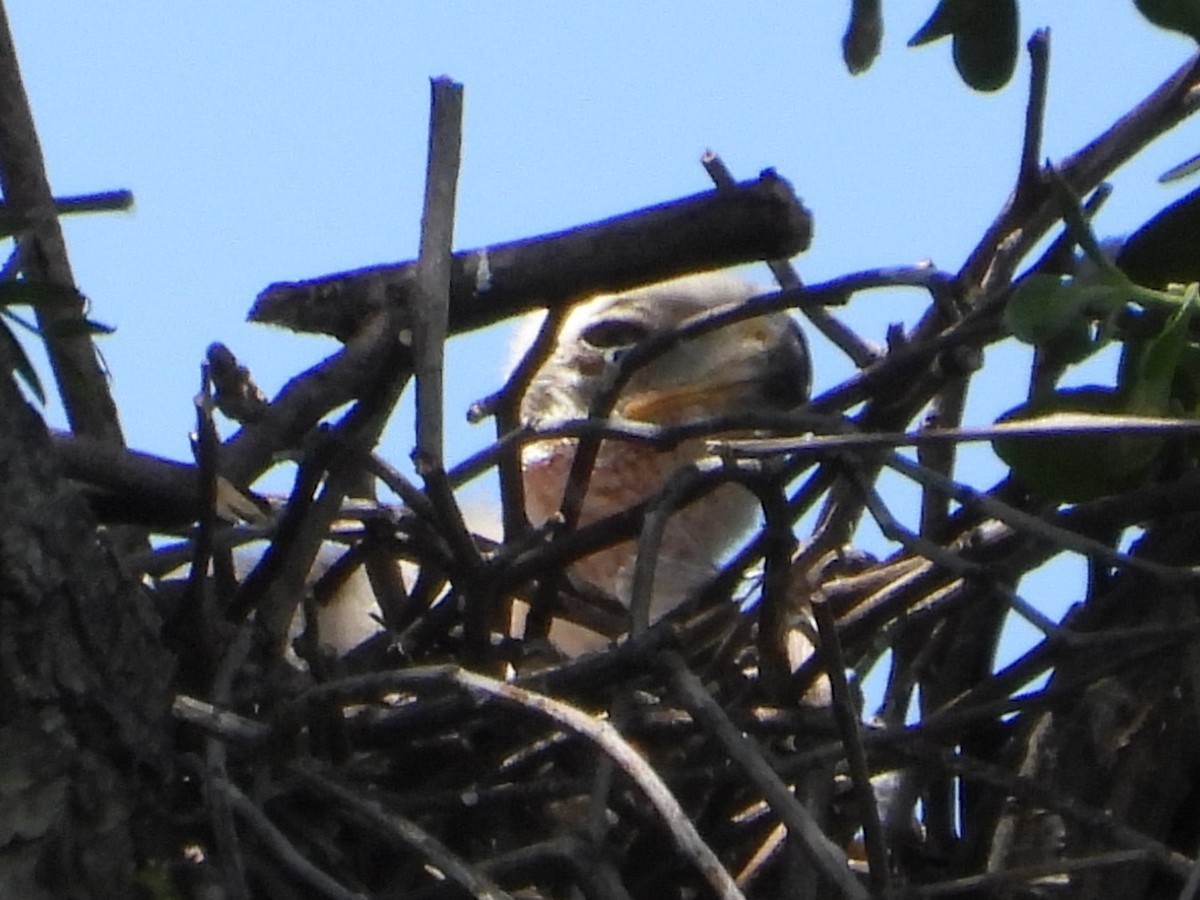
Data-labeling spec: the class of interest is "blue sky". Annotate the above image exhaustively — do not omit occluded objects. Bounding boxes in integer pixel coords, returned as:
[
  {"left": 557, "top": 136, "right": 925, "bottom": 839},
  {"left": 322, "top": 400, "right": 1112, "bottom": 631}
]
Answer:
[{"left": 9, "top": 3, "right": 1200, "bottom": 668}]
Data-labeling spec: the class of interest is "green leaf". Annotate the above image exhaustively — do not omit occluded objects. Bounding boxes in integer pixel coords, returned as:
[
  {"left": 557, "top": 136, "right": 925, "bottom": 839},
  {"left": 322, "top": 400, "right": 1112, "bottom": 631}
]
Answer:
[
  {"left": 1005, "top": 274, "right": 1125, "bottom": 345},
  {"left": 1124, "top": 290, "right": 1195, "bottom": 413},
  {"left": 1039, "top": 317, "right": 1102, "bottom": 367},
  {"left": 1116, "top": 184, "right": 1200, "bottom": 288},
  {"left": 843, "top": 0, "right": 883, "bottom": 75},
  {"left": 1172, "top": 343, "right": 1200, "bottom": 412},
  {"left": 909, "top": 0, "right": 1018, "bottom": 91},
  {"left": 1046, "top": 168, "right": 1125, "bottom": 279},
  {"left": 0, "top": 316, "right": 45, "bottom": 404},
  {"left": 951, "top": 0, "right": 1018, "bottom": 91},
  {"left": 1136, "top": 0, "right": 1200, "bottom": 42},
  {"left": 910, "top": 0, "right": 972, "bottom": 46},
  {"left": 993, "top": 387, "right": 1164, "bottom": 502}
]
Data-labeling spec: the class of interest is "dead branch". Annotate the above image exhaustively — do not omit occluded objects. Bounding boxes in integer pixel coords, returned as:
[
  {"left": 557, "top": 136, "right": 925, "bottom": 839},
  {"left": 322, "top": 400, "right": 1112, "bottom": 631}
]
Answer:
[{"left": 250, "top": 170, "right": 812, "bottom": 340}]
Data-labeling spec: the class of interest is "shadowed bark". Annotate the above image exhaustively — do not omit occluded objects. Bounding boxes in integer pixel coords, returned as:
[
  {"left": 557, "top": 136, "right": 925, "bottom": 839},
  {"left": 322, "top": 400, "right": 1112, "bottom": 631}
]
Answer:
[{"left": 0, "top": 345, "right": 174, "bottom": 899}]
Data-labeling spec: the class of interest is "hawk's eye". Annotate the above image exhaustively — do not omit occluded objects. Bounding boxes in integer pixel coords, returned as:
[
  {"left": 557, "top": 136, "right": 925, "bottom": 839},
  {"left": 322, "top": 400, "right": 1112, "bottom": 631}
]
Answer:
[{"left": 580, "top": 319, "right": 650, "bottom": 350}]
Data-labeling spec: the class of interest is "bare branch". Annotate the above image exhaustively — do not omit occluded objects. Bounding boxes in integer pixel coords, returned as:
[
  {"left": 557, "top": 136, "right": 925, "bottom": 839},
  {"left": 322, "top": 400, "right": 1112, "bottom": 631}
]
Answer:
[
  {"left": 660, "top": 651, "right": 868, "bottom": 900},
  {"left": 250, "top": 171, "right": 813, "bottom": 340}
]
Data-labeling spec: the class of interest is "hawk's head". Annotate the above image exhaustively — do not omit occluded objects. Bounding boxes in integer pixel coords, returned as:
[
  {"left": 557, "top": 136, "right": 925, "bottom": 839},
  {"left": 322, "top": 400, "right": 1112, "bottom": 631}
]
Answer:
[{"left": 521, "top": 273, "right": 809, "bottom": 429}]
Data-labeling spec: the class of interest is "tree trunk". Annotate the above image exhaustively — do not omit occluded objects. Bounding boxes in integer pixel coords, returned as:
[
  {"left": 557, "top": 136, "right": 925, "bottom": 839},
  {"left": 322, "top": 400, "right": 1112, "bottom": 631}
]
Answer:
[{"left": 0, "top": 361, "right": 175, "bottom": 899}]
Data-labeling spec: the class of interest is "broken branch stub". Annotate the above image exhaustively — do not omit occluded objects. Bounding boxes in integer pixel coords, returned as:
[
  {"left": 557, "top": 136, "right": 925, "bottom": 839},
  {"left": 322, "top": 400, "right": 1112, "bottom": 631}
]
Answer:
[{"left": 250, "top": 170, "right": 812, "bottom": 341}]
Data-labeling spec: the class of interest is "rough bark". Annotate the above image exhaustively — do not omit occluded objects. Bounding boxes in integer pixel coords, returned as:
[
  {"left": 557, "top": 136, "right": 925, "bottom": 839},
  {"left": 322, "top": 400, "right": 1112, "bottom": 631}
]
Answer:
[
  {"left": 990, "top": 517, "right": 1200, "bottom": 898},
  {"left": 0, "top": 360, "right": 175, "bottom": 899}
]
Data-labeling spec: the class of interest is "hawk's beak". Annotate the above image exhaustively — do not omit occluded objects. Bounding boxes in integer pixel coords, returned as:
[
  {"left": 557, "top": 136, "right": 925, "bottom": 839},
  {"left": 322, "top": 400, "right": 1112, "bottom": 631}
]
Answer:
[
  {"left": 620, "top": 379, "right": 764, "bottom": 423},
  {"left": 619, "top": 317, "right": 810, "bottom": 423}
]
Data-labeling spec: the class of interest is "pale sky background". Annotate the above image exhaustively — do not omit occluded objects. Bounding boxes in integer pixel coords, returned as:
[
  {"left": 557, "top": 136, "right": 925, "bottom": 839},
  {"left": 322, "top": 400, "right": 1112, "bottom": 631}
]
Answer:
[{"left": 8, "top": 3, "right": 1200, "bottom": 675}]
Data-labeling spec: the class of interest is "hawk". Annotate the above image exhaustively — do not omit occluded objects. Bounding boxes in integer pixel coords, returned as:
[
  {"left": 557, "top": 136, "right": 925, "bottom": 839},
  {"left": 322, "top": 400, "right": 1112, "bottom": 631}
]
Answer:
[
  {"left": 307, "top": 272, "right": 811, "bottom": 656},
  {"left": 517, "top": 272, "right": 810, "bottom": 647}
]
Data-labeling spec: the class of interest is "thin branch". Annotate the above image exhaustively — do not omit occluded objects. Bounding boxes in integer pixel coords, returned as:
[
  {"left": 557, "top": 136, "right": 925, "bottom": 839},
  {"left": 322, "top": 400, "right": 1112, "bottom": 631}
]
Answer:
[
  {"left": 659, "top": 651, "right": 868, "bottom": 900},
  {"left": 0, "top": 187, "right": 134, "bottom": 223},
  {"left": 219, "top": 309, "right": 401, "bottom": 488},
  {"left": 756, "top": 480, "right": 801, "bottom": 694},
  {"left": 366, "top": 452, "right": 439, "bottom": 522},
  {"left": 473, "top": 306, "right": 569, "bottom": 543},
  {"left": 212, "top": 775, "right": 364, "bottom": 900},
  {"left": 810, "top": 303, "right": 998, "bottom": 415},
  {"left": 701, "top": 151, "right": 878, "bottom": 367},
  {"left": 288, "top": 759, "right": 515, "bottom": 900},
  {"left": 810, "top": 593, "right": 891, "bottom": 898},
  {"left": 714, "top": 414, "right": 1200, "bottom": 466},
  {"left": 895, "top": 741, "right": 1194, "bottom": 881},
  {"left": 1016, "top": 29, "right": 1051, "bottom": 204},
  {"left": 849, "top": 464, "right": 1063, "bottom": 637},
  {"left": 172, "top": 695, "right": 270, "bottom": 744},
  {"left": 958, "top": 50, "right": 1200, "bottom": 293},
  {"left": 204, "top": 622, "right": 255, "bottom": 900},
  {"left": 410, "top": 77, "right": 489, "bottom": 660},
  {"left": 223, "top": 369, "right": 403, "bottom": 653},
  {"left": 628, "top": 462, "right": 716, "bottom": 637},
  {"left": 883, "top": 452, "right": 1193, "bottom": 585},
  {"left": 906, "top": 849, "right": 1154, "bottom": 898},
  {"left": 916, "top": 371, "right": 972, "bottom": 541},
  {"left": 273, "top": 665, "right": 749, "bottom": 900},
  {"left": 182, "top": 362, "right": 221, "bottom": 676}
]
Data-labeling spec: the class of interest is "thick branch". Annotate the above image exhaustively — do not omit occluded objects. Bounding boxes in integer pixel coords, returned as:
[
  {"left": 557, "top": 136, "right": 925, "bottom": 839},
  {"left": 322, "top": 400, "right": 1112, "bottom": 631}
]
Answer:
[
  {"left": 52, "top": 431, "right": 202, "bottom": 526},
  {"left": 219, "top": 310, "right": 401, "bottom": 487},
  {"left": 250, "top": 170, "right": 812, "bottom": 340}
]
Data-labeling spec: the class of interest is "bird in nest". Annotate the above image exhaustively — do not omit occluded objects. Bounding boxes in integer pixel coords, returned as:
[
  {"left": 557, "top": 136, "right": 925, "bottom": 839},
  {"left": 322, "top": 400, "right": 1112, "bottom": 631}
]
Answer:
[
  {"left": 513, "top": 272, "right": 810, "bottom": 650},
  {"left": 306, "top": 271, "right": 811, "bottom": 657}
]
